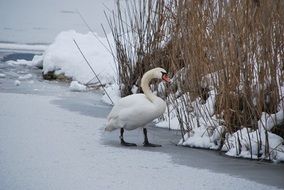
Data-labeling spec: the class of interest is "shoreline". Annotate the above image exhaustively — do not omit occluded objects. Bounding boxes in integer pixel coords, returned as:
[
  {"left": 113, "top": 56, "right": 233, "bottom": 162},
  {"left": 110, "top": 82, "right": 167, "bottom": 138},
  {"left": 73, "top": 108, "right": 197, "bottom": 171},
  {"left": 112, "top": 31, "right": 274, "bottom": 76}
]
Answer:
[{"left": 0, "top": 42, "right": 48, "bottom": 54}]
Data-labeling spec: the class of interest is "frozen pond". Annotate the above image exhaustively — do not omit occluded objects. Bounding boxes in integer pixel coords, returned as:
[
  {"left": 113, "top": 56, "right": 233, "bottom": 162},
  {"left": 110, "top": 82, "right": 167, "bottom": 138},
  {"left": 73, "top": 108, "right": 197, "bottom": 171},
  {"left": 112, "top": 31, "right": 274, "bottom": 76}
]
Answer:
[
  {"left": 1, "top": 1, "right": 283, "bottom": 189},
  {"left": 0, "top": 51, "right": 284, "bottom": 190}
]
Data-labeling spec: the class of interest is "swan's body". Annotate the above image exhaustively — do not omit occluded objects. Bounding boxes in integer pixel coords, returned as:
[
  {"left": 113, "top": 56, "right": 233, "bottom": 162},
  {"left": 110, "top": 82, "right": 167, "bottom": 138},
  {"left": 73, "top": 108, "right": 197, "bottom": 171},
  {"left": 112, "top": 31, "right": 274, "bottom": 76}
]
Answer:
[
  {"left": 105, "top": 67, "right": 170, "bottom": 146},
  {"left": 106, "top": 93, "right": 166, "bottom": 131}
]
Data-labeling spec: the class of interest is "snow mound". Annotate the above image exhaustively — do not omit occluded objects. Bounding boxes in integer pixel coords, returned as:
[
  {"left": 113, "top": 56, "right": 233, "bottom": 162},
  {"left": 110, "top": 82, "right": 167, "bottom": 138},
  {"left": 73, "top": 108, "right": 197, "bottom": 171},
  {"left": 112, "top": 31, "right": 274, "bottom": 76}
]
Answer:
[
  {"left": 0, "top": 73, "right": 6, "bottom": 78},
  {"left": 69, "top": 81, "right": 87, "bottom": 92},
  {"left": 224, "top": 128, "right": 284, "bottom": 161},
  {"left": 42, "top": 30, "right": 116, "bottom": 85},
  {"left": 18, "top": 74, "right": 33, "bottom": 80},
  {"left": 258, "top": 111, "right": 284, "bottom": 131},
  {"left": 14, "top": 80, "right": 21, "bottom": 86}
]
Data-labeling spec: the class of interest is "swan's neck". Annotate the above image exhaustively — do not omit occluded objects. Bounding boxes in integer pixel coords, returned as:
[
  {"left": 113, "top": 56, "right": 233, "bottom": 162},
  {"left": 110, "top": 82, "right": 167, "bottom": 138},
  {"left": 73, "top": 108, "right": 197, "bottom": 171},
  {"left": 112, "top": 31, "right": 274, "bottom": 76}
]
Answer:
[{"left": 141, "top": 71, "right": 157, "bottom": 103}]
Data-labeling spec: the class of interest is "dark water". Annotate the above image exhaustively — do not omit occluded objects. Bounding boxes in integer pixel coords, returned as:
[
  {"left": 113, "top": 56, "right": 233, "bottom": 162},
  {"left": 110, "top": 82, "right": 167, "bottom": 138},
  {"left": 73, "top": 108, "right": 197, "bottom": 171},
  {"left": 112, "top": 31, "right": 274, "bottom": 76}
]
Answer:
[{"left": 1, "top": 52, "right": 36, "bottom": 62}]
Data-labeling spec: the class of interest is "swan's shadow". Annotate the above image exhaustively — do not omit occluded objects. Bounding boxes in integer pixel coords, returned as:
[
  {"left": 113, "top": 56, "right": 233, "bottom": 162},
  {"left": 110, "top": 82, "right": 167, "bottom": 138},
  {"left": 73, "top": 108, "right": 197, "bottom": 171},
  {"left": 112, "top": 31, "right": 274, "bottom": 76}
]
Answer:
[{"left": 50, "top": 92, "right": 112, "bottom": 119}]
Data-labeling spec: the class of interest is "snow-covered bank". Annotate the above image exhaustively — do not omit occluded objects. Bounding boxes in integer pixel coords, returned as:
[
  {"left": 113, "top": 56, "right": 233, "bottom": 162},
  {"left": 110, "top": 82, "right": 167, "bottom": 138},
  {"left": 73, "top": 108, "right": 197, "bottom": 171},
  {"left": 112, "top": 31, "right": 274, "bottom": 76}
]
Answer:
[
  {"left": 156, "top": 87, "right": 284, "bottom": 162},
  {"left": 0, "top": 92, "right": 282, "bottom": 190}
]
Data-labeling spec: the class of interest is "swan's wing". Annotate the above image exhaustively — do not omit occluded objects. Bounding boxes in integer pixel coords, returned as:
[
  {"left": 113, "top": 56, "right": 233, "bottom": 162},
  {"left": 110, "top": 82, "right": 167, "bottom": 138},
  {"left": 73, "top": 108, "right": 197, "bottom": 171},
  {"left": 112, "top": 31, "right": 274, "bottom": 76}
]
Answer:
[
  {"left": 106, "top": 93, "right": 166, "bottom": 130},
  {"left": 116, "top": 95, "right": 162, "bottom": 128},
  {"left": 107, "top": 94, "right": 138, "bottom": 119},
  {"left": 106, "top": 94, "right": 155, "bottom": 128},
  {"left": 119, "top": 104, "right": 157, "bottom": 128},
  {"left": 107, "top": 94, "right": 145, "bottom": 117}
]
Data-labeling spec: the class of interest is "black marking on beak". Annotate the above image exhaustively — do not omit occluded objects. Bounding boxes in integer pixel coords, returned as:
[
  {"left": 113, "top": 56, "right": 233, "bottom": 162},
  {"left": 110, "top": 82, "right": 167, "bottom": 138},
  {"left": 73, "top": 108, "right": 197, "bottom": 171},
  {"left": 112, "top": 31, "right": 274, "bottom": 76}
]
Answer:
[{"left": 161, "top": 71, "right": 167, "bottom": 76}]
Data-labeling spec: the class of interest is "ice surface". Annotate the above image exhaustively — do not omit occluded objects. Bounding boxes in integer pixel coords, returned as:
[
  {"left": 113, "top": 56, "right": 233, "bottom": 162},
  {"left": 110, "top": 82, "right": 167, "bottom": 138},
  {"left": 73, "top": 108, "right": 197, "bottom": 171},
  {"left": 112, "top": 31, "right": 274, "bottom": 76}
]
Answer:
[
  {"left": 0, "top": 92, "right": 281, "bottom": 190},
  {"left": 0, "top": 43, "right": 47, "bottom": 53},
  {"left": 0, "top": 73, "right": 6, "bottom": 78},
  {"left": 0, "top": 0, "right": 115, "bottom": 44}
]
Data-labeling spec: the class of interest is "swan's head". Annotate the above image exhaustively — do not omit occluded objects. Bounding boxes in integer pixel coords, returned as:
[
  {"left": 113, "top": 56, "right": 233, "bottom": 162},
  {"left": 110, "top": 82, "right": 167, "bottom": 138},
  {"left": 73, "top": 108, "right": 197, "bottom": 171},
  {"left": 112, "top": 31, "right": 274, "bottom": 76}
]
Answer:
[{"left": 151, "top": 67, "right": 171, "bottom": 83}]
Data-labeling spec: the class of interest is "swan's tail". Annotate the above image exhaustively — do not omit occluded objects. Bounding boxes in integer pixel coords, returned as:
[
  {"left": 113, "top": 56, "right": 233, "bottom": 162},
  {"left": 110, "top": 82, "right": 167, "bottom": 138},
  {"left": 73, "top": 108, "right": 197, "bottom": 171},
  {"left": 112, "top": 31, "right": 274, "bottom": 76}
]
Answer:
[
  {"left": 105, "top": 125, "right": 115, "bottom": 132},
  {"left": 105, "top": 119, "right": 116, "bottom": 132}
]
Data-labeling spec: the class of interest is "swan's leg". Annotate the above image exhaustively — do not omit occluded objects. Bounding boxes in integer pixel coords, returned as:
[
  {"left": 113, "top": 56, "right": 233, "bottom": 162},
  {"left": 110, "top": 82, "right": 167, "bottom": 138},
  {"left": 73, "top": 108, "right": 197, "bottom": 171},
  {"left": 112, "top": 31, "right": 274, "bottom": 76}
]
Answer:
[
  {"left": 120, "top": 128, "right": 137, "bottom": 146},
  {"left": 143, "top": 128, "right": 161, "bottom": 147}
]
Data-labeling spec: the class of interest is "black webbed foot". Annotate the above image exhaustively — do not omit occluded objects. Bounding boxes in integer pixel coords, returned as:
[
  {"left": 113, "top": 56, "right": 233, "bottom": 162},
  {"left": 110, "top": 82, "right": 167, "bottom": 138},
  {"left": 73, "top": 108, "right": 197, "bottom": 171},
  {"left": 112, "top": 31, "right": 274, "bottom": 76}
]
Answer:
[
  {"left": 121, "top": 138, "right": 137, "bottom": 146},
  {"left": 143, "top": 141, "right": 162, "bottom": 147}
]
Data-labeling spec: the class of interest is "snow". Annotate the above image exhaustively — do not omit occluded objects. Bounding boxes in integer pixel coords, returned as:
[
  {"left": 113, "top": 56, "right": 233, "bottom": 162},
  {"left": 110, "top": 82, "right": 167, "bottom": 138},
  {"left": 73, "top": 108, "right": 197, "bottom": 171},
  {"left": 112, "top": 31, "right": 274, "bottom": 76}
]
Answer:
[
  {"left": 6, "top": 55, "right": 43, "bottom": 67},
  {"left": 179, "top": 125, "right": 225, "bottom": 150},
  {"left": 18, "top": 73, "right": 33, "bottom": 80},
  {"left": 224, "top": 128, "right": 284, "bottom": 161},
  {"left": 155, "top": 113, "right": 180, "bottom": 130},
  {"left": 42, "top": 30, "right": 116, "bottom": 85},
  {"left": 69, "top": 81, "right": 87, "bottom": 92},
  {"left": 0, "top": 92, "right": 281, "bottom": 190},
  {"left": 0, "top": 73, "right": 6, "bottom": 78},
  {"left": 258, "top": 111, "right": 284, "bottom": 130},
  {"left": 101, "top": 83, "right": 121, "bottom": 105},
  {"left": 14, "top": 80, "right": 21, "bottom": 86}
]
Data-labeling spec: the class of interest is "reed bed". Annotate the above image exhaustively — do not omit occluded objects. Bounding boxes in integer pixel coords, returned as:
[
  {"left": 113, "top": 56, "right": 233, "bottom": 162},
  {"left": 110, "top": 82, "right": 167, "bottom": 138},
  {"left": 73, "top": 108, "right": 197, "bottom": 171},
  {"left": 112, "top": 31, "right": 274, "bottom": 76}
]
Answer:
[{"left": 106, "top": 0, "right": 284, "bottom": 160}]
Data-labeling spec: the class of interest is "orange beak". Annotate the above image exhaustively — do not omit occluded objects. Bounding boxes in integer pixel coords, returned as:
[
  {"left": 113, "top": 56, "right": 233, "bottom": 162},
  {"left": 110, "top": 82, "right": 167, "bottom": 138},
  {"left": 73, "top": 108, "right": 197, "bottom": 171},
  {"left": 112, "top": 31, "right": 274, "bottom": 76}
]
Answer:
[{"left": 162, "top": 74, "right": 171, "bottom": 83}]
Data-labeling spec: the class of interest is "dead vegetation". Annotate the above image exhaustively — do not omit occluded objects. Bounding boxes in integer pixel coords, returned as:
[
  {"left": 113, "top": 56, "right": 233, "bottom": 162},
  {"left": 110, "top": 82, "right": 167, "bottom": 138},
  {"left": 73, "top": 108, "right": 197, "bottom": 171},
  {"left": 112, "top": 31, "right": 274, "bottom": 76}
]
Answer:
[{"left": 106, "top": 0, "right": 284, "bottom": 148}]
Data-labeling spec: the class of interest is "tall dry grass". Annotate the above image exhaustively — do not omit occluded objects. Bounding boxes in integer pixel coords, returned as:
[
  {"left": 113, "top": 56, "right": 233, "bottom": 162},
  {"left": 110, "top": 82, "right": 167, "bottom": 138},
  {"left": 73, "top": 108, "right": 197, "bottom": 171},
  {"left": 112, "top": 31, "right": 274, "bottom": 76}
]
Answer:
[{"left": 106, "top": 0, "right": 284, "bottom": 157}]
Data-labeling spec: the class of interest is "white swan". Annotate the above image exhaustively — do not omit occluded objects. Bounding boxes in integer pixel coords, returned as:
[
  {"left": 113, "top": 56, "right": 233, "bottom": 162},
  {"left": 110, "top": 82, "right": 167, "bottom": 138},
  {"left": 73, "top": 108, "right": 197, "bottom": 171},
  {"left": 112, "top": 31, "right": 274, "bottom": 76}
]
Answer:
[{"left": 105, "top": 67, "right": 171, "bottom": 147}]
